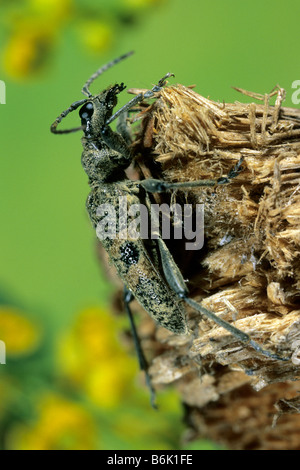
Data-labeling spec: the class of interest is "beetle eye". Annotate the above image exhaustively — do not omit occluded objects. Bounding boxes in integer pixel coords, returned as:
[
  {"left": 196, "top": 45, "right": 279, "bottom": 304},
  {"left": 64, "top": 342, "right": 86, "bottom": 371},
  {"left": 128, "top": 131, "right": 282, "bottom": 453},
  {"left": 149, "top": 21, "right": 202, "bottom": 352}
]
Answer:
[{"left": 79, "top": 102, "right": 94, "bottom": 122}]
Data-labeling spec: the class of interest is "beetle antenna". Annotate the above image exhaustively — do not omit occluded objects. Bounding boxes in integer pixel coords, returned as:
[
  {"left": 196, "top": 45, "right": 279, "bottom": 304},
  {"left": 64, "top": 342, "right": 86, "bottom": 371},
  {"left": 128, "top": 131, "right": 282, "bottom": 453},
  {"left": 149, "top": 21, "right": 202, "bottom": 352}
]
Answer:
[
  {"left": 50, "top": 98, "right": 89, "bottom": 134},
  {"left": 81, "top": 50, "right": 134, "bottom": 98}
]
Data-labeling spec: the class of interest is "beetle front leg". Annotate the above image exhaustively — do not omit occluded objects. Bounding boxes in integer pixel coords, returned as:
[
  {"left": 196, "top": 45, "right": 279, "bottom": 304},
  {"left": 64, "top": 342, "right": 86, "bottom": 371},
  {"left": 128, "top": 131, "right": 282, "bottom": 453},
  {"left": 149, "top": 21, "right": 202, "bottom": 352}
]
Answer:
[
  {"left": 106, "top": 73, "right": 175, "bottom": 127},
  {"left": 101, "top": 124, "right": 133, "bottom": 163},
  {"left": 116, "top": 111, "right": 132, "bottom": 146}
]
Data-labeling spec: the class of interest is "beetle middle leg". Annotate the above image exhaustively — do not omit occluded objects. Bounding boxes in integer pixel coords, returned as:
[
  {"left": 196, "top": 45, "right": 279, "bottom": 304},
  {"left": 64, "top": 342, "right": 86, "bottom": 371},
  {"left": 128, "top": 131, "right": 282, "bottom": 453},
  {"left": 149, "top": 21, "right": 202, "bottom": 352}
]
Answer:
[{"left": 140, "top": 156, "right": 244, "bottom": 193}]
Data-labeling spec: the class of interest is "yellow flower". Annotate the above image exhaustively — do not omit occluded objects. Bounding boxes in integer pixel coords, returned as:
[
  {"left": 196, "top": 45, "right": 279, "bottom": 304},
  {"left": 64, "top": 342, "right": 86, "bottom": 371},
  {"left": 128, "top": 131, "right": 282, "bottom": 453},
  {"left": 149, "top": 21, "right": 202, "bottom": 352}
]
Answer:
[
  {"left": 7, "top": 393, "right": 97, "bottom": 450},
  {"left": 57, "top": 307, "right": 137, "bottom": 407},
  {"left": 84, "top": 355, "right": 136, "bottom": 408},
  {"left": 3, "top": 22, "right": 54, "bottom": 79},
  {"left": 29, "top": 0, "right": 73, "bottom": 22},
  {"left": 76, "top": 20, "right": 114, "bottom": 54},
  {"left": 59, "top": 307, "right": 123, "bottom": 368},
  {"left": 0, "top": 306, "right": 40, "bottom": 356}
]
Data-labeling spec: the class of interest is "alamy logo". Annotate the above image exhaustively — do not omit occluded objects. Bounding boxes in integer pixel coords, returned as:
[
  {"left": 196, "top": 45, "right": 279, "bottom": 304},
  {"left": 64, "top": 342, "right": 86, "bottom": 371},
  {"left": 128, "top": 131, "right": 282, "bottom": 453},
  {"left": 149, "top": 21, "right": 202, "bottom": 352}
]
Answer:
[
  {"left": 0, "top": 340, "right": 6, "bottom": 364},
  {"left": 291, "top": 80, "right": 300, "bottom": 105},
  {"left": 96, "top": 197, "right": 205, "bottom": 251},
  {"left": 0, "top": 80, "right": 6, "bottom": 104}
]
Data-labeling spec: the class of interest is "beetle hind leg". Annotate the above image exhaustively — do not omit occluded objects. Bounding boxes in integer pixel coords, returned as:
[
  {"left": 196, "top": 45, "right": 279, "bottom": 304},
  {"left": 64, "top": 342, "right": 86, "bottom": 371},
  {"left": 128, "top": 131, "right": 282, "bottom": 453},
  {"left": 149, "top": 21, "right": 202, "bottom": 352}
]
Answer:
[
  {"left": 183, "top": 297, "right": 288, "bottom": 362},
  {"left": 124, "top": 287, "right": 157, "bottom": 409},
  {"left": 148, "top": 207, "right": 289, "bottom": 362}
]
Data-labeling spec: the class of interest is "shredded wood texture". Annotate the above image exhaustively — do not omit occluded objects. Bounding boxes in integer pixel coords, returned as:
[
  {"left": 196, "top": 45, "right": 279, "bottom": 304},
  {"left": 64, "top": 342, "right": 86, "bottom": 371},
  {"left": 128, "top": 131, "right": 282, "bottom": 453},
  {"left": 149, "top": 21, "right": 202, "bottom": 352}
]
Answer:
[{"left": 125, "top": 83, "right": 300, "bottom": 449}]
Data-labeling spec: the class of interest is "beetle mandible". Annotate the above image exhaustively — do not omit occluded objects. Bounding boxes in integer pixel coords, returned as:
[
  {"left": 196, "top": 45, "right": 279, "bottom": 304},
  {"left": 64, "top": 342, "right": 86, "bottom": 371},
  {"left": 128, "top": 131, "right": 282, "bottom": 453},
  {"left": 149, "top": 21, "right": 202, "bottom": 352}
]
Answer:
[{"left": 51, "top": 52, "right": 288, "bottom": 405}]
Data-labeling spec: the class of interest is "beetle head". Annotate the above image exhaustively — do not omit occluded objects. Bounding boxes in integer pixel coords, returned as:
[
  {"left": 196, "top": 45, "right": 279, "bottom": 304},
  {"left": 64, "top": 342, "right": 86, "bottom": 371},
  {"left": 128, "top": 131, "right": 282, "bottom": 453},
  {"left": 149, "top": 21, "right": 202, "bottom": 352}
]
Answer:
[{"left": 79, "top": 83, "right": 126, "bottom": 139}]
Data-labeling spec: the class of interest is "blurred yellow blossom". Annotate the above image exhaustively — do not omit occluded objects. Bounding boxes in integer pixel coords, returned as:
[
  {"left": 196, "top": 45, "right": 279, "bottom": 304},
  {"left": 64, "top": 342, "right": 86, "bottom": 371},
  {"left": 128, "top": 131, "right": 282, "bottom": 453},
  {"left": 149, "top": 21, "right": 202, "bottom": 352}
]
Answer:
[
  {"left": 29, "top": 0, "right": 73, "bottom": 22},
  {"left": 76, "top": 20, "right": 114, "bottom": 54},
  {"left": 85, "top": 356, "right": 136, "bottom": 408},
  {"left": 3, "top": 21, "right": 54, "bottom": 79},
  {"left": 1, "top": 0, "right": 168, "bottom": 79},
  {"left": 2, "top": 0, "right": 71, "bottom": 79},
  {"left": 60, "top": 307, "right": 123, "bottom": 366},
  {"left": 58, "top": 307, "right": 137, "bottom": 408},
  {"left": 7, "top": 393, "right": 97, "bottom": 450},
  {"left": 0, "top": 306, "right": 41, "bottom": 356}
]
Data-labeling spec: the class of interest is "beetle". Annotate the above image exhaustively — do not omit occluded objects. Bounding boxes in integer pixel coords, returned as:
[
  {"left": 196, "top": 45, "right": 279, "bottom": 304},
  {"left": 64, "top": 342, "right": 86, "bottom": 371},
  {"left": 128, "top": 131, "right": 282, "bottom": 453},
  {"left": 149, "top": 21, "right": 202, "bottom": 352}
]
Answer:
[{"left": 51, "top": 52, "right": 288, "bottom": 406}]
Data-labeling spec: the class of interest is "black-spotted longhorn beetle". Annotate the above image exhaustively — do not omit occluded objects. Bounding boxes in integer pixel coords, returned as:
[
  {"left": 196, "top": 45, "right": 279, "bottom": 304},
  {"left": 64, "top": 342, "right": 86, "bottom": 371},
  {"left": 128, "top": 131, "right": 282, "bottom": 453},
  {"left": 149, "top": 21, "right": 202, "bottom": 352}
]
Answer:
[{"left": 51, "top": 51, "right": 288, "bottom": 408}]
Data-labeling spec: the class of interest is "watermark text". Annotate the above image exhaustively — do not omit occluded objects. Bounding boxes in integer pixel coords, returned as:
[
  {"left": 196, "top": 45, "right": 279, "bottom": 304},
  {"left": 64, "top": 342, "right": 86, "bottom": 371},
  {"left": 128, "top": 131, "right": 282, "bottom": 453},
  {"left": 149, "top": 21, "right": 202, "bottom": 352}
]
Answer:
[
  {"left": 0, "top": 80, "right": 6, "bottom": 104},
  {"left": 291, "top": 80, "right": 300, "bottom": 105},
  {"left": 0, "top": 340, "right": 6, "bottom": 364},
  {"left": 96, "top": 197, "right": 204, "bottom": 251}
]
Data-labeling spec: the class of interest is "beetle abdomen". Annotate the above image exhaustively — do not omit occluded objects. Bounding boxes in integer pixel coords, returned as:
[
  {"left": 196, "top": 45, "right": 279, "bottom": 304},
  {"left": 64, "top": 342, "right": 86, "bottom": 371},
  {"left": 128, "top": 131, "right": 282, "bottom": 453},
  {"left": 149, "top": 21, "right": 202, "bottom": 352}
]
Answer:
[
  {"left": 111, "top": 238, "right": 188, "bottom": 334},
  {"left": 86, "top": 184, "right": 188, "bottom": 334}
]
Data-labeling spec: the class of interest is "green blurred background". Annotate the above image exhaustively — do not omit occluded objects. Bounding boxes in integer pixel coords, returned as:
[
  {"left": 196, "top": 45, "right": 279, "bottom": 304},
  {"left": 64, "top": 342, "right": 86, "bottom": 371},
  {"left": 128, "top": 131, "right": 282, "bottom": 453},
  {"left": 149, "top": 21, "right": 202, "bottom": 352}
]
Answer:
[{"left": 0, "top": 0, "right": 299, "bottom": 450}]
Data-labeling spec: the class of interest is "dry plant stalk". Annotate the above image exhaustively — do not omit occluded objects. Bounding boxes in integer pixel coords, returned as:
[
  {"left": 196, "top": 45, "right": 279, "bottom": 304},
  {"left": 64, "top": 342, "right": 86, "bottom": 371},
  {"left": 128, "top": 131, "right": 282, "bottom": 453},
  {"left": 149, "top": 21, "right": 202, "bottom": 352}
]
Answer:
[{"left": 120, "top": 82, "right": 300, "bottom": 450}]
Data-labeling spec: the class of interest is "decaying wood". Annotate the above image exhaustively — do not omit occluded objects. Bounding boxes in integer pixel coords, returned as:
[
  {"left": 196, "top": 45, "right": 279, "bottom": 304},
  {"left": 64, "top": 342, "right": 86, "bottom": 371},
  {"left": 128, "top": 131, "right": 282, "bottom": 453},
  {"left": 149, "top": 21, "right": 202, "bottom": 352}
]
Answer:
[{"left": 122, "top": 82, "right": 300, "bottom": 449}]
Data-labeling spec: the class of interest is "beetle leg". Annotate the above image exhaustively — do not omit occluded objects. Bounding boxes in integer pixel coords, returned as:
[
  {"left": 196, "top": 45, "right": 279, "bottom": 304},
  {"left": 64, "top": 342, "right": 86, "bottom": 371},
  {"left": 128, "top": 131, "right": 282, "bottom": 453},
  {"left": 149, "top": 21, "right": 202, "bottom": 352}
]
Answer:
[
  {"left": 101, "top": 125, "right": 133, "bottom": 163},
  {"left": 116, "top": 111, "right": 132, "bottom": 146},
  {"left": 124, "top": 287, "right": 157, "bottom": 409},
  {"left": 143, "top": 189, "right": 289, "bottom": 362},
  {"left": 106, "top": 73, "right": 174, "bottom": 127},
  {"left": 140, "top": 157, "right": 244, "bottom": 193},
  {"left": 153, "top": 240, "right": 288, "bottom": 361}
]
